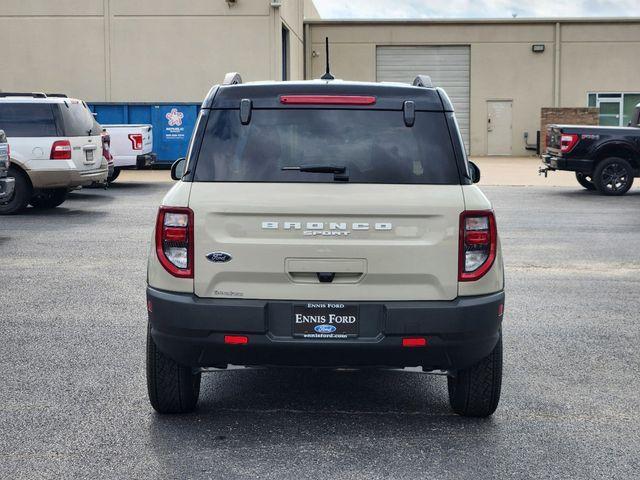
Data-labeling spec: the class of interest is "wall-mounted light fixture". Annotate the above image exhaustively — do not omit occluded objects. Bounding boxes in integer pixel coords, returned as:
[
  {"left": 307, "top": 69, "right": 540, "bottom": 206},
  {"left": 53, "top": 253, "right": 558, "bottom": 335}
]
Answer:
[
  {"left": 270, "top": 0, "right": 282, "bottom": 7},
  {"left": 532, "top": 44, "right": 545, "bottom": 53}
]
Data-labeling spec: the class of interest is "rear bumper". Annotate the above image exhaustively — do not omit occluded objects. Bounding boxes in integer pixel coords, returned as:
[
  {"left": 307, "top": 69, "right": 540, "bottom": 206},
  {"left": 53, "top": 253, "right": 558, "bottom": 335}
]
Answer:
[
  {"left": 28, "top": 164, "right": 109, "bottom": 188},
  {"left": 136, "top": 152, "right": 156, "bottom": 169},
  {"left": 0, "top": 176, "right": 15, "bottom": 200},
  {"left": 147, "top": 287, "right": 505, "bottom": 371},
  {"left": 113, "top": 152, "right": 156, "bottom": 169},
  {"left": 542, "top": 154, "right": 592, "bottom": 172}
]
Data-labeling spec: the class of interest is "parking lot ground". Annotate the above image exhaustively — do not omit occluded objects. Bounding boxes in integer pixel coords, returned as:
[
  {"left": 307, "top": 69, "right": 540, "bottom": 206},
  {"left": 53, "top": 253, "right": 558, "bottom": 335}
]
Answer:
[{"left": 1, "top": 177, "right": 639, "bottom": 479}]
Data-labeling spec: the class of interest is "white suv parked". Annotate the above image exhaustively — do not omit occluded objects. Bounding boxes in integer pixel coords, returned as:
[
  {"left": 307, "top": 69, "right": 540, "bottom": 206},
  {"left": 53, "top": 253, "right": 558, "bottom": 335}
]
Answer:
[{"left": 0, "top": 93, "right": 108, "bottom": 214}]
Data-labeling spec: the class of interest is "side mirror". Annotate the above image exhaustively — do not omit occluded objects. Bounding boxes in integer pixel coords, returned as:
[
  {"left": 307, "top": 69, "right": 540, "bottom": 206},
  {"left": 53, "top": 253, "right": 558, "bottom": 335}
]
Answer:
[
  {"left": 171, "top": 158, "right": 186, "bottom": 181},
  {"left": 468, "top": 161, "right": 481, "bottom": 183}
]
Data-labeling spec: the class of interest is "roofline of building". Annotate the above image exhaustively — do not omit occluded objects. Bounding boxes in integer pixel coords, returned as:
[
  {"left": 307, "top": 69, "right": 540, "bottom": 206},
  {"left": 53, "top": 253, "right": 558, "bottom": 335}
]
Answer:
[{"left": 304, "top": 17, "right": 640, "bottom": 25}]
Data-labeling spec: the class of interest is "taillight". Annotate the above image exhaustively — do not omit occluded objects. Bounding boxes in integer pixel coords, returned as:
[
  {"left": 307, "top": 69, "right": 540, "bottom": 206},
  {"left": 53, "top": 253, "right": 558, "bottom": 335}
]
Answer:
[
  {"left": 155, "top": 207, "right": 194, "bottom": 278},
  {"left": 459, "top": 210, "right": 497, "bottom": 282},
  {"left": 128, "top": 133, "right": 143, "bottom": 150},
  {"left": 102, "top": 133, "right": 111, "bottom": 160},
  {"left": 560, "top": 133, "right": 579, "bottom": 154},
  {"left": 50, "top": 140, "right": 72, "bottom": 160}
]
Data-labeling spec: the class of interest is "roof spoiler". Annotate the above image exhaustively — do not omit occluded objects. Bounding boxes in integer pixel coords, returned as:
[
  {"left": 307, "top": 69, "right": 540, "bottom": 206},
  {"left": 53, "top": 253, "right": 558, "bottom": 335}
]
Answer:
[
  {"left": 45, "top": 93, "right": 68, "bottom": 98},
  {"left": 222, "top": 72, "right": 242, "bottom": 85},
  {"left": 412, "top": 75, "right": 433, "bottom": 88}
]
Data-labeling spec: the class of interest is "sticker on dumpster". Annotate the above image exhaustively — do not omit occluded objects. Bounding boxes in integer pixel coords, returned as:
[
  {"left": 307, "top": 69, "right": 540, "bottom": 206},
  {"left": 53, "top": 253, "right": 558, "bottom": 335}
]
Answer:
[{"left": 163, "top": 108, "right": 185, "bottom": 141}]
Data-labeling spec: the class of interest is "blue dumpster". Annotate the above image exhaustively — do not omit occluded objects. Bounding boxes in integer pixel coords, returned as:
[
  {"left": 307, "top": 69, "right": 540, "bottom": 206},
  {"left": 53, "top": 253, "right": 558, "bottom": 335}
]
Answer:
[{"left": 88, "top": 103, "right": 200, "bottom": 164}]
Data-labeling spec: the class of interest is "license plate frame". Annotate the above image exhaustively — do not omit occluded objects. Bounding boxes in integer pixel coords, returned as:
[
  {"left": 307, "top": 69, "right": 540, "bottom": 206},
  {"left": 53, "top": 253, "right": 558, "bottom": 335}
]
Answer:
[
  {"left": 85, "top": 149, "right": 94, "bottom": 163},
  {"left": 293, "top": 303, "right": 359, "bottom": 339}
]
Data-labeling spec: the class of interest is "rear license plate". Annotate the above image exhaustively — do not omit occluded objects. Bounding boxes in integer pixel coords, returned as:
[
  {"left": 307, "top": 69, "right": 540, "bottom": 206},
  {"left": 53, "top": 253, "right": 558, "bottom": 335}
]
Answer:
[
  {"left": 293, "top": 303, "right": 358, "bottom": 339},
  {"left": 85, "top": 150, "right": 94, "bottom": 162}
]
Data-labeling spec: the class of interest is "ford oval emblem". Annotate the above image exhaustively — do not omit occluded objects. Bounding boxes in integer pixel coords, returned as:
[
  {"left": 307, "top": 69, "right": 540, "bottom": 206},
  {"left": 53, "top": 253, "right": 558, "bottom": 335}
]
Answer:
[
  {"left": 206, "top": 251, "right": 232, "bottom": 263},
  {"left": 314, "top": 324, "right": 336, "bottom": 334}
]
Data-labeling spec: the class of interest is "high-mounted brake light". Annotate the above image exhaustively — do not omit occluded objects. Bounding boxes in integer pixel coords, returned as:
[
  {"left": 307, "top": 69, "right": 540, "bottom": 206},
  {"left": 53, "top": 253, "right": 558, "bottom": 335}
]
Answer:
[
  {"left": 50, "top": 140, "right": 72, "bottom": 160},
  {"left": 280, "top": 95, "right": 376, "bottom": 105},
  {"left": 155, "top": 206, "right": 194, "bottom": 278},
  {"left": 560, "top": 133, "right": 579, "bottom": 154},
  {"left": 128, "top": 133, "right": 143, "bottom": 150},
  {"left": 459, "top": 210, "right": 497, "bottom": 282}
]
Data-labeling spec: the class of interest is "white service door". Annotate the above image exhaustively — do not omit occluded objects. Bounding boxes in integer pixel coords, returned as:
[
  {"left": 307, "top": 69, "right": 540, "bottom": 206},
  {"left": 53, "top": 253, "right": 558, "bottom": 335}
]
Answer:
[
  {"left": 487, "top": 100, "right": 513, "bottom": 156},
  {"left": 376, "top": 45, "right": 470, "bottom": 151}
]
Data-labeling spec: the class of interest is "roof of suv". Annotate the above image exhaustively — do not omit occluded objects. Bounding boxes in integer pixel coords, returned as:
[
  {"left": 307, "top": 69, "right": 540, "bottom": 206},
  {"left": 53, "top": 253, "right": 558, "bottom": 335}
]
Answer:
[
  {"left": 0, "top": 95, "right": 81, "bottom": 105},
  {"left": 203, "top": 79, "right": 454, "bottom": 112}
]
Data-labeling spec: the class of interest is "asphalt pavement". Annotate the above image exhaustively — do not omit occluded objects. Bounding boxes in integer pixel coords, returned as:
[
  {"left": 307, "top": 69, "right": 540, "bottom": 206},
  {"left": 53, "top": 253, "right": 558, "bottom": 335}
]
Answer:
[{"left": 1, "top": 178, "right": 639, "bottom": 479}]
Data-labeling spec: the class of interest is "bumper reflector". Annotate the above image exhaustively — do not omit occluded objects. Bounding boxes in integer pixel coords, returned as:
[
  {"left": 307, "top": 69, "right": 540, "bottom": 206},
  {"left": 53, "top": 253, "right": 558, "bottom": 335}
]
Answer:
[
  {"left": 224, "top": 335, "right": 248, "bottom": 345},
  {"left": 402, "top": 337, "right": 427, "bottom": 348}
]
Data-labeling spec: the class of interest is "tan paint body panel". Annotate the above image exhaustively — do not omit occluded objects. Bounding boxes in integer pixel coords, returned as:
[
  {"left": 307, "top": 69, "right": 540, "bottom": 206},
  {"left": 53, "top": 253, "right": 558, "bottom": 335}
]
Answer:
[
  {"left": 148, "top": 181, "right": 504, "bottom": 300},
  {"left": 187, "top": 182, "right": 466, "bottom": 302}
]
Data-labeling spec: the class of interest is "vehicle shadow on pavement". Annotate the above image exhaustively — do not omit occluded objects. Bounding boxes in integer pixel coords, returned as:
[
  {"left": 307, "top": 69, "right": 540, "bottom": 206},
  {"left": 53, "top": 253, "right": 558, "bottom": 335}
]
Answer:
[
  {"left": 66, "top": 192, "right": 114, "bottom": 202},
  {"left": 104, "top": 182, "right": 166, "bottom": 190},
  {"left": 18, "top": 206, "right": 110, "bottom": 218},
  {"left": 145, "top": 369, "right": 498, "bottom": 475},
  {"left": 542, "top": 188, "right": 640, "bottom": 199},
  {"left": 199, "top": 368, "right": 450, "bottom": 415}
]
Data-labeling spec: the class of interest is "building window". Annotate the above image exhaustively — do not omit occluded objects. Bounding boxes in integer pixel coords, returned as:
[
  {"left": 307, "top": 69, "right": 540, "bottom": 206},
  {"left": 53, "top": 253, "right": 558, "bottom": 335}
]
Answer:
[
  {"left": 282, "top": 25, "right": 290, "bottom": 81},
  {"left": 588, "top": 92, "right": 640, "bottom": 126}
]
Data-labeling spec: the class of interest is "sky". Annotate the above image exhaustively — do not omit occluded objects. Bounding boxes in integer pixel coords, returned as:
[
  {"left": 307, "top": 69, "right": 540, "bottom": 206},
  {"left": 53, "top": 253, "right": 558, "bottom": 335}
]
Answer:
[{"left": 311, "top": 0, "right": 640, "bottom": 19}]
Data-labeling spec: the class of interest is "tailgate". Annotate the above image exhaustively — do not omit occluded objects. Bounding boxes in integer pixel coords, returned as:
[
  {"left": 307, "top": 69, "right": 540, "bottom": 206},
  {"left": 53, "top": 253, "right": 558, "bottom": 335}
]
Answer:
[
  {"left": 69, "top": 134, "right": 101, "bottom": 171},
  {"left": 546, "top": 126, "right": 562, "bottom": 154},
  {"left": 104, "top": 125, "right": 153, "bottom": 157},
  {"left": 191, "top": 183, "right": 464, "bottom": 301}
]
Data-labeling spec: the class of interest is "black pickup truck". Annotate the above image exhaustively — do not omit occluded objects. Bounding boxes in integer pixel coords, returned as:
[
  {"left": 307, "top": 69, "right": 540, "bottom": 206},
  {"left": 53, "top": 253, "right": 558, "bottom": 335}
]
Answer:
[{"left": 540, "top": 104, "right": 640, "bottom": 195}]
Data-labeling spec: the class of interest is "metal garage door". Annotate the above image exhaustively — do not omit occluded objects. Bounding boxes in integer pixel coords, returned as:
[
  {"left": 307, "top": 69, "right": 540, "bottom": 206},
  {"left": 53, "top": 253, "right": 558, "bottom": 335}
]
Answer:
[{"left": 376, "top": 46, "right": 470, "bottom": 151}]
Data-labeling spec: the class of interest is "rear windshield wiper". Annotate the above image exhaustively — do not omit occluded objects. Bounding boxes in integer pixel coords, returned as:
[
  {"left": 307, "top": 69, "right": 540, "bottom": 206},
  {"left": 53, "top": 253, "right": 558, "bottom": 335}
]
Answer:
[{"left": 282, "top": 164, "right": 349, "bottom": 181}]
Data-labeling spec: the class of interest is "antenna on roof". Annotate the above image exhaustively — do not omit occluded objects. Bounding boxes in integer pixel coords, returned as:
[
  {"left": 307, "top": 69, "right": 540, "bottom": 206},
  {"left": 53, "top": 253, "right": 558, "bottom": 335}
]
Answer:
[{"left": 320, "top": 37, "right": 334, "bottom": 80}]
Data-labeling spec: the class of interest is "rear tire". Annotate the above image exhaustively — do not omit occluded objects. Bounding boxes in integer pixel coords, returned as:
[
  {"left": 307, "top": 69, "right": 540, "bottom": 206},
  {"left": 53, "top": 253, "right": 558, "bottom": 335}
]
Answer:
[
  {"left": 109, "top": 167, "right": 121, "bottom": 183},
  {"left": 575, "top": 172, "right": 596, "bottom": 191},
  {"left": 447, "top": 333, "right": 502, "bottom": 417},
  {"left": 146, "top": 324, "right": 201, "bottom": 414},
  {"left": 593, "top": 157, "right": 634, "bottom": 196},
  {"left": 0, "top": 166, "right": 31, "bottom": 215},
  {"left": 29, "top": 188, "right": 68, "bottom": 209}
]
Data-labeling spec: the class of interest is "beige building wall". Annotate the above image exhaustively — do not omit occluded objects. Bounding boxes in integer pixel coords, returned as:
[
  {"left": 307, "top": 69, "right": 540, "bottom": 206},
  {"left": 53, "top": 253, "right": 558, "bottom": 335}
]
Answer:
[
  {"left": 559, "top": 23, "right": 640, "bottom": 107},
  {"left": 306, "top": 19, "right": 640, "bottom": 156},
  {"left": 0, "top": 0, "right": 306, "bottom": 103}
]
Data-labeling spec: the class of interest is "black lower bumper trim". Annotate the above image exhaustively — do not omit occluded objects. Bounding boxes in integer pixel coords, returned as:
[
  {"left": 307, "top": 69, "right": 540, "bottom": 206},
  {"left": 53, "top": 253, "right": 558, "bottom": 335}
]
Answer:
[
  {"left": 542, "top": 154, "right": 592, "bottom": 172},
  {"left": 147, "top": 287, "right": 504, "bottom": 371}
]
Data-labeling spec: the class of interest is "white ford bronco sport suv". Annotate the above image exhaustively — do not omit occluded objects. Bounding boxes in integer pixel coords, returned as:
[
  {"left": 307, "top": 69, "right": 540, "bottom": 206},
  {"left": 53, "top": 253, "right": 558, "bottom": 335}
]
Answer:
[
  {"left": 0, "top": 93, "right": 108, "bottom": 214},
  {"left": 146, "top": 73, "right": 505, "bottom": 417}
]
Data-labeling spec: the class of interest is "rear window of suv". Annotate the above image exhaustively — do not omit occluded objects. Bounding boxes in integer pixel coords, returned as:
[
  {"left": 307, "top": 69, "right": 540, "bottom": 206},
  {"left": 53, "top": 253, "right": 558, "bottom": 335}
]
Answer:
[
  {"left": 58, "top": 101, "right": 97, "bottom": 137},
  {"left": 0, "top": 103, "right": 57, "bottom": 137},
  {"left": 193, "top": 109, "right": 460, "bottom": 184}
]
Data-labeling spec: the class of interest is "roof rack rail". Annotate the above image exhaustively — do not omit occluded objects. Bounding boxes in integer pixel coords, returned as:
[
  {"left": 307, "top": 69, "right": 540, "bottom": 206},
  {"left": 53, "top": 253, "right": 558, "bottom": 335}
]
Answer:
[
  {"left": 412, "top": 75, "right": 433, "bottom": 88},
  {"left": 0, "top": 92, "right": 47, "bottom": 98},
  {"left": 222, "top": 72, "right": 242, "bottom": 85},
  {"left": 46, "top": 93, "right": 68, "bottom": 98}
]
